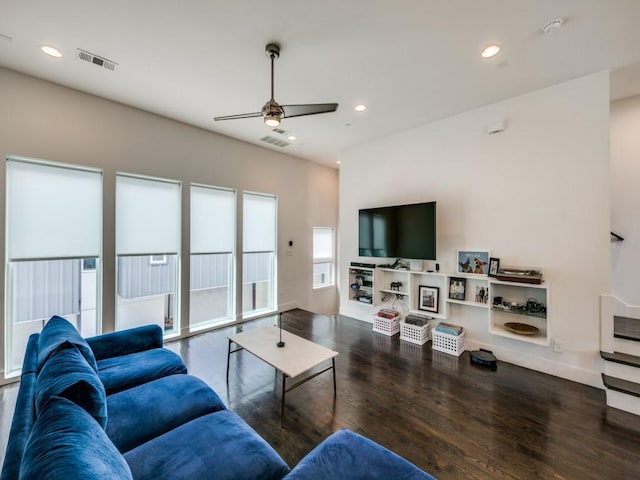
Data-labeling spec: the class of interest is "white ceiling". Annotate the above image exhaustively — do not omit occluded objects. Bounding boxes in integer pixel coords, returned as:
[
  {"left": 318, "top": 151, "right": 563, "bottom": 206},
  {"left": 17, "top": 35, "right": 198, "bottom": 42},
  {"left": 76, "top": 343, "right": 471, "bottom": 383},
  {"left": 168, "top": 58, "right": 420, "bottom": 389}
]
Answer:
[{"left": 1, "top": 0, "right": 640, "bottom": 168}]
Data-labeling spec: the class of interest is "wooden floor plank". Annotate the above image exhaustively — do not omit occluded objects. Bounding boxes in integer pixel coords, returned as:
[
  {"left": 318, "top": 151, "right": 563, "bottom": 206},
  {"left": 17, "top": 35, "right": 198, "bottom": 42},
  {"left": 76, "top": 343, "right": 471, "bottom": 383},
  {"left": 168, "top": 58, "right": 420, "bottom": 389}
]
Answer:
[{"left": 2, "top": 309, "right": 640, "bottom": 479}]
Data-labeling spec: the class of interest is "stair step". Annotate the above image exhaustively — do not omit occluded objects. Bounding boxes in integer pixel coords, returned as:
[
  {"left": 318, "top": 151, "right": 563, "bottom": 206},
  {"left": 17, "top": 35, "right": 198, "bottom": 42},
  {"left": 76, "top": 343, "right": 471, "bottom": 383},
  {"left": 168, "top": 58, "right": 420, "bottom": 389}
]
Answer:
[
  {"left": 601, "top": 351, "right": 640, "bottom": 368},
  {"left": 602, "top": 374, "right": 640, "bottom": 398},
  {"left": 613, "top": 316, "right": 640, "bottom": 342}
]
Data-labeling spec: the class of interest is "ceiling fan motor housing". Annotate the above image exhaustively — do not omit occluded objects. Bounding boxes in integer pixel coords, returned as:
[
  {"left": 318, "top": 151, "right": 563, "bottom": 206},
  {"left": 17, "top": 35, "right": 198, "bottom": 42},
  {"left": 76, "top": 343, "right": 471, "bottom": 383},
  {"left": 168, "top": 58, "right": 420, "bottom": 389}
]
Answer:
[{"left": 265, "top": 43, "right": 280, "bottom": 59}]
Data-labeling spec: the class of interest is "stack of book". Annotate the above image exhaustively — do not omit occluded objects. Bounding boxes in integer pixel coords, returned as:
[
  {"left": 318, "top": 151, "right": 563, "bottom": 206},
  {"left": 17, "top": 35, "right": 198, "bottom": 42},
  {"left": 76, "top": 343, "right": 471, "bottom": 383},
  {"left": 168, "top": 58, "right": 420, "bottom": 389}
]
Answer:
[
  {"left": 435, "top": 322, "right": 464, "bottom": 336},
  {"left": 405, "top": 313, "right": 429, "bottom": 326},
  {"left": 376, "top": 309, "right": 400, "bottom": 319}
]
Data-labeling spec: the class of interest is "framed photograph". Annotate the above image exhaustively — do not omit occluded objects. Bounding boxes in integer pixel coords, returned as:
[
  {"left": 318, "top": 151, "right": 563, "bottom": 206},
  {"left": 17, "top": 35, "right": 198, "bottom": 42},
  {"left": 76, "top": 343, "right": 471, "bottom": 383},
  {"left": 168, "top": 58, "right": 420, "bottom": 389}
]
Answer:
[
  {"left": 448, "top": 277, "right": 467, "bottom": 301},
  {"left": 488, "top": 257, "right": 500, "bottom": 277},
  {"left": 457, "top": 250, "right": 490, "bottom": 275},
  {"left": 475, "top": 285, "right": 489, "bottom": 304},
  {"left": 418, "top": 285, "right": 439, "bottom": 313}
]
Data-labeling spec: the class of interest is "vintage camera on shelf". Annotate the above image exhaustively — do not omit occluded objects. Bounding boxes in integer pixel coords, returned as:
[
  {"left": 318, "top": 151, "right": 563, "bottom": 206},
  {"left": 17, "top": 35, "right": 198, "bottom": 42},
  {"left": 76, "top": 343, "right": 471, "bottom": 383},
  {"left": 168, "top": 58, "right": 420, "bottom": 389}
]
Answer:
[{"left": 390, "top": 281, "right": 403, "bottom": 291}]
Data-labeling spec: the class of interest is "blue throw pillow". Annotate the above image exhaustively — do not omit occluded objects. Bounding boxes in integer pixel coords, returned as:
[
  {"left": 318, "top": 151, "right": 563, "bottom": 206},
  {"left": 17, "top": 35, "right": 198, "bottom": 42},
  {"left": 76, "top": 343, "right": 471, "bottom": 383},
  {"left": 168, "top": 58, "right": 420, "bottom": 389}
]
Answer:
[
  {"left": 19, "top": 396, "right": 132, "bottom": 480},
  {"left": 37, "top": 316, "right": 98, "bottom": 372},
  {"left": 36, "top": 343, "right": 107, "bottom": 428}
]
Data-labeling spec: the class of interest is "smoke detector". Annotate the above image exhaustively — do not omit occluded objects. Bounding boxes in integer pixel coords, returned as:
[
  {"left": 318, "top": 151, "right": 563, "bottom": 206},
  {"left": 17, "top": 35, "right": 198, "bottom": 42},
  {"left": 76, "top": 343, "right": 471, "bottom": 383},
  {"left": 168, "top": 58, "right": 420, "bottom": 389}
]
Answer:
[{"left": 542, "top": 18, "right": 564, "bottom": 35}]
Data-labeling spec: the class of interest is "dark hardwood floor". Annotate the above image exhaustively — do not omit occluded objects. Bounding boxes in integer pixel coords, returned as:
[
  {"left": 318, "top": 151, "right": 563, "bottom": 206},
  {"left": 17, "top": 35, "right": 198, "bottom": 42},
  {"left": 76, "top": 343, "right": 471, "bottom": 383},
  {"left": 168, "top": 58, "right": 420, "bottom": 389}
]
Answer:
[{"left": 2, "top": 309, "right": 640, "bottom": 479}]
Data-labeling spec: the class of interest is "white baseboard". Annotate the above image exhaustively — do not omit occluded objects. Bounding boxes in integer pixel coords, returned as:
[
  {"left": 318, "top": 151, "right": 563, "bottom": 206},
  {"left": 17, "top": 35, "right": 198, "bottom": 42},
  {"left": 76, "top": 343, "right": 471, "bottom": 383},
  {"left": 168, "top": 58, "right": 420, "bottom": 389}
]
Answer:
[
  {"left": 278, "top": 302, "right": 298, "bottom": 313},
  {"left": 465, "top": 338, "right": 603, "bottom": 389}
]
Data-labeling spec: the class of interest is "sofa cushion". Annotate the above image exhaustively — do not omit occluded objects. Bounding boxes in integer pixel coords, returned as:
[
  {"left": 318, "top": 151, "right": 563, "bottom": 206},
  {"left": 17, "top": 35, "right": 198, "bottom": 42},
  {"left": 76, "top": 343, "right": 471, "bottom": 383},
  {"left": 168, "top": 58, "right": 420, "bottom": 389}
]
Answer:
[
  {"left": 97, "top": 348, "right": 187, "bottom": 394},
  {"left": 86, "top": 324, "right": 163, "bottom": 361},
  {"left": 107, "top": 374, "right": 226, "bottom": 452},
  {"left": 284, "top": 429, "right": 436, "bottom": 480},
  {"left": 37, "top": 316, "right": 97, "bottom": 372},
  {"left": 19, "top": 396, "right": 132, "bottom": 480},
  {"left": 124, "top": 410, "right": 290, "bottom": 480},
  {"left": 36, "top": 344, "right": 107, "bottom": 428}
]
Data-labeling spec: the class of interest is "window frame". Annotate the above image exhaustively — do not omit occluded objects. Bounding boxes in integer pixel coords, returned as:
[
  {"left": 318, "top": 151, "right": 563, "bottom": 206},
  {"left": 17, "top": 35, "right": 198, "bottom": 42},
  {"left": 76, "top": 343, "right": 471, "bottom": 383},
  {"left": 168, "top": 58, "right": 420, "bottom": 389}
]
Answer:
[{"left": 312, "top": 226, "right": 335, "bottom": 289}]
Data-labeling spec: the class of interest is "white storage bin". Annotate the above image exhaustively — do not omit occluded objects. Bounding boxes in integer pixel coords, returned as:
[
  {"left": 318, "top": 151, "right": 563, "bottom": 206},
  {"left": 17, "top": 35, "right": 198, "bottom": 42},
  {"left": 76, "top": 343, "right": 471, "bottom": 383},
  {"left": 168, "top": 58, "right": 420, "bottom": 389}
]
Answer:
[
  {"left": 400, "top": 321, "right": 431, "bottom": 345},
  {"left": 431, "top": 328, "right": 465, "bottom": 356},
  {"left": 373, "top": 315, "right": 400, "bottom": 336}
]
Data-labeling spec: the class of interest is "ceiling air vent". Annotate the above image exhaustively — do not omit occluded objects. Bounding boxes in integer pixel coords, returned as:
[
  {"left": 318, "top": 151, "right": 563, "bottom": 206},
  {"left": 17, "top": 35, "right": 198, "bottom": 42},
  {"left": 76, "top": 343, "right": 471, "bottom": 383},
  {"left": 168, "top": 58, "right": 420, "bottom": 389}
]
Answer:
[
  {"left": 76, "top": 49, "right": 118, "bottom": 71},
  {"left": 260, "top": 136, "right": 290, "bottom": 148},
  {"left": 272, "top": 128, "right": 288, "bottom": 135}
]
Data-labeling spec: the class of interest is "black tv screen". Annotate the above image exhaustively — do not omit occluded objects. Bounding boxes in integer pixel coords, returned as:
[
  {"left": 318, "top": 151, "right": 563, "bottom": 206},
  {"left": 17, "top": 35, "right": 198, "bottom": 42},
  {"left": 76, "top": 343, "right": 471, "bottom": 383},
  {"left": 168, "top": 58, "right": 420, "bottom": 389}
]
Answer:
[{"left": 358, "top": 201, "right": 436, "bottom": 260}]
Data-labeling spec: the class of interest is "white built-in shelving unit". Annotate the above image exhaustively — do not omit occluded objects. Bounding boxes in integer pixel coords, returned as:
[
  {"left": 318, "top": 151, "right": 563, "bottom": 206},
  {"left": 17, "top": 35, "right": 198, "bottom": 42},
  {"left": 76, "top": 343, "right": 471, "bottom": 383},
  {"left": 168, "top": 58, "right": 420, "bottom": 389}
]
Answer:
[{"left": 349, "top": 264, "right": 550, "bottom": 346}]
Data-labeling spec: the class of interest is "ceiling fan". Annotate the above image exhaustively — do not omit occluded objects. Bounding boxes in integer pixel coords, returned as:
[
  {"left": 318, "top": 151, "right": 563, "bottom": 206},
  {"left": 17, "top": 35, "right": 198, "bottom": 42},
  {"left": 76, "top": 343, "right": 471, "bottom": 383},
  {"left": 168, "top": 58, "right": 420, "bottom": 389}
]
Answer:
[{"left": 214, "top": 43, "right": 338, "bottom": 128}]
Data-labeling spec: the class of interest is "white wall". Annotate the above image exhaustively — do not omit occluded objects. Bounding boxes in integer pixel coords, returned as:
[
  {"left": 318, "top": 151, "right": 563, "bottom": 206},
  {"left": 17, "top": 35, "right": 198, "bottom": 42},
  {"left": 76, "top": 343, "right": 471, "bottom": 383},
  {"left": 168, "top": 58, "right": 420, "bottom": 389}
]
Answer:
[
  {"left": 339, "top": 71, "right": 611, "bottom": 387},
  {"left": 0, "top": 67, "right": 339, "bottom": 379},
  {"left": 610, "top": 95, "right": 640, "bottom": 313}
]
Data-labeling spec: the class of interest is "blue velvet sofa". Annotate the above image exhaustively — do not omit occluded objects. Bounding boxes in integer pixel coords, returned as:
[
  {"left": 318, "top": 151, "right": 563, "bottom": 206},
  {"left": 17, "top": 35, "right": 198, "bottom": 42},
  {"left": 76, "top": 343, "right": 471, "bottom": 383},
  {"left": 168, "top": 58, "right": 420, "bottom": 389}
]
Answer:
[{"left": 1, "top": 316, "right": 435, "bottom": 480}]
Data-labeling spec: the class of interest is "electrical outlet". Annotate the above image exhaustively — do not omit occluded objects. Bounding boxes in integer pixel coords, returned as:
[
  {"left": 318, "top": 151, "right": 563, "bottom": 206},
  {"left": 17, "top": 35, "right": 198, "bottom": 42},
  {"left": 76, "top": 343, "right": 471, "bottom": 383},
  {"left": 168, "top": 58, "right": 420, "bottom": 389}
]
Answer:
[{"left": 553, "top": 339, "right": 564, "bottom": 353}]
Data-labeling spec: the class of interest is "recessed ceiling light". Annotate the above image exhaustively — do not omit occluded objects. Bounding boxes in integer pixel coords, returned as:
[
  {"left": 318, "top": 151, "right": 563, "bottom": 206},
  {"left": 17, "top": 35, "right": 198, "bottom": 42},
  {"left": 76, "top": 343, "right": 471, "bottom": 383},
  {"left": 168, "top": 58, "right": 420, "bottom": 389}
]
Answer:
[
  {"left": 41, "top": 45, "right": 63, "bottom": 58},
  {"left": 481, "top": 44, "right": 500, "bottom": 59},
  {"left": 287, "top": 135, "right": 296, "bottom": 141},
  {"left": 336, "top": 160, "right": 341, "bottom": 165},
  {"left": 354, "top": 104, "right": 367, "bottom": 112}
]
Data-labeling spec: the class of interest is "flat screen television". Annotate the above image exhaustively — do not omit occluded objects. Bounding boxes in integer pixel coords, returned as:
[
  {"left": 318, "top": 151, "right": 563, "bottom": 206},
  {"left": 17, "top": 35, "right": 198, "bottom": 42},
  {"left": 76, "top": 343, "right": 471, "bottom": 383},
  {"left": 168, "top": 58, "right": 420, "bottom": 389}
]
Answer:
[{"left": 358, "top": 201, "right": 436, "bottom": 260}]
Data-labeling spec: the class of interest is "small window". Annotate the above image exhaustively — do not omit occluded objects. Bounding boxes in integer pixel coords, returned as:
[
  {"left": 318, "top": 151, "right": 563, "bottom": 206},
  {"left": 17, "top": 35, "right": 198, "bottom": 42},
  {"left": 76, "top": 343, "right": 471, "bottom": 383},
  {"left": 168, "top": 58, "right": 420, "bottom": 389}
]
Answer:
[
  {"left": 82, "top": 258, "right": 97, "bottom": 271},
  {"left": 150, "top": 254, "right": 168, "bottom": 265},
  {"left": 313, "top": 227, "right": 334, "bottom": 288}
]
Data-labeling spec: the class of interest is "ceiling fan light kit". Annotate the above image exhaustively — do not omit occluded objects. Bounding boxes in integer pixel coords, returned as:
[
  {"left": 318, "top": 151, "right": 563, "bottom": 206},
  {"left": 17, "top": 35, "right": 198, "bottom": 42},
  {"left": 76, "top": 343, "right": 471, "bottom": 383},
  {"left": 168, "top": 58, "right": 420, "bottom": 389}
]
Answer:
[{"left": 214, "top": 43, "right": 338, "bottom": 128}]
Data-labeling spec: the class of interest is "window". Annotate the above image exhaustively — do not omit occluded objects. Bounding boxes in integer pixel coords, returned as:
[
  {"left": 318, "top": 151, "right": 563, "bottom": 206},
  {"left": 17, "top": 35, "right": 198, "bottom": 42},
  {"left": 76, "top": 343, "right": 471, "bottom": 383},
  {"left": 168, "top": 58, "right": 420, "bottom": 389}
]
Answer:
[
  {"left": 150, "top": 255, "right": 168, "bottom": 265},
  {"left": 5, "top": 157, "right": 102, "bottom": 376},
  {"left": 242, "top": 192, "right": 276, "bottom": 316},
  {"left": 116, "top": 174, "right": 180, "bottom": 335},
  {"left": 313, "top": 227, "right": 335, "bottom": 288},
  {"left": 190, "top": 184, "right": 235, "bottom": 330}
]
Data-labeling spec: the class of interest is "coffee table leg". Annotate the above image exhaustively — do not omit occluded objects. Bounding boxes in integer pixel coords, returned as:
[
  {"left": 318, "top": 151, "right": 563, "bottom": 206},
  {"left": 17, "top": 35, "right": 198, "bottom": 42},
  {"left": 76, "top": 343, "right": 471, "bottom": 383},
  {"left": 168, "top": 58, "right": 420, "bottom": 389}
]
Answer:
[
  {"left": 332, "top": 357, "right": 337, "bottom": 397},
  {"left": 226, "top": 339, "right": 231, "bottom": 384},
  {"left": 281, "top": 372, "right": 286, "bottom": 427}
]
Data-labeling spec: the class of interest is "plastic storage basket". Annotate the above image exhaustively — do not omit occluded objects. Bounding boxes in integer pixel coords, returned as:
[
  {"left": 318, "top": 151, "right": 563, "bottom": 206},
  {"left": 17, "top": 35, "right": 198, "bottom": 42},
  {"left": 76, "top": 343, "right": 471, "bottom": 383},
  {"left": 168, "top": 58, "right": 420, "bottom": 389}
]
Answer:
[
  {"left": 400, "top": 321, "right": 431, "bottom": 345},
  {"left": 431, "top": 328, "right": 465, "bottom": 356},
  {"left": 373, "top": 315, "right": 400, "bottom": 336}
]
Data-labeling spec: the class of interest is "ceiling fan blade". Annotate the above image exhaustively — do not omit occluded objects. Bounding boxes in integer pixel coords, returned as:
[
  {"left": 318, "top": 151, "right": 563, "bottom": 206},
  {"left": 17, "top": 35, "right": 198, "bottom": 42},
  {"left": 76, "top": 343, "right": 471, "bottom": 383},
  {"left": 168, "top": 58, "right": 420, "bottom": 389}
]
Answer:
[
  {"left": 281, "top": 103, "right": 338, "bottom": 118},
  {"left": 213, "top": 111, "right": 263, "bottom": 121}
]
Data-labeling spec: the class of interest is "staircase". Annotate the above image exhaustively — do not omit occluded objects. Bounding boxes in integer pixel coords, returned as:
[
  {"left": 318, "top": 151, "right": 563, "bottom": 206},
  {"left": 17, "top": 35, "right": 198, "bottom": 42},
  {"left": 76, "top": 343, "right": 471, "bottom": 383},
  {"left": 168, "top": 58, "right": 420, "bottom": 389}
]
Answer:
[{"left": 601, "top": 315, "right": 640, "bottom": 416}]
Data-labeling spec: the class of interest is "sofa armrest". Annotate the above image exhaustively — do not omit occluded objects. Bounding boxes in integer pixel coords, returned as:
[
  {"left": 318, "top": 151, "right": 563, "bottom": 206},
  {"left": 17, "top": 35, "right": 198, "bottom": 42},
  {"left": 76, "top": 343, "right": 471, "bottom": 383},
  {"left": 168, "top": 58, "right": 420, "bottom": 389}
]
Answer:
[{"left": 86, "top": 325, "right": 163, "bottom": 361}]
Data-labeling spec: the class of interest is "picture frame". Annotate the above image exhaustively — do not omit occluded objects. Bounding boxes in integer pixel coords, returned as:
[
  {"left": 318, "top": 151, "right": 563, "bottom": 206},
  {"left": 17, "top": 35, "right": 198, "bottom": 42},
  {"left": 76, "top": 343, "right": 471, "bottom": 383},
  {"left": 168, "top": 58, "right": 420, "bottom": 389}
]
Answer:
[
  {"left": 488, "top": 257, "right": 500, "bottom": 277},
  {"left": 474, "top": 285, "right": 489, "bottom": 304},
  {"left": 418, "top": 285, "right": 439, "bottom": 313},
  {"left": 457, "top": 250, "right": 490, "bottom": 275},
  {"left": 448, "top": 277, "right": 467, "bottom": 301}
]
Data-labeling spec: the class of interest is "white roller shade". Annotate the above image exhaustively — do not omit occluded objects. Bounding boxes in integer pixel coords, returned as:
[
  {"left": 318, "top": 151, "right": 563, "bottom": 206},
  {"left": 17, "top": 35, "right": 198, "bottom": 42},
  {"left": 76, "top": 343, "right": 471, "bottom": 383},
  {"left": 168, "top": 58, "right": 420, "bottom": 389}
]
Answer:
[
  {"left": 313, "top": 227, "right": 334, "bottom": 263},
  {"left": 243, "top": 193, "right": 276, "bottom": 253},
  {"left": 191, "top": 185, "right": 235, "bottom": 254},
  {"left": 7, "top": 158, "right": 102, "bottom": 260},
  {"left": 116, "top": 174, "right": 181, "bottom": 255}
]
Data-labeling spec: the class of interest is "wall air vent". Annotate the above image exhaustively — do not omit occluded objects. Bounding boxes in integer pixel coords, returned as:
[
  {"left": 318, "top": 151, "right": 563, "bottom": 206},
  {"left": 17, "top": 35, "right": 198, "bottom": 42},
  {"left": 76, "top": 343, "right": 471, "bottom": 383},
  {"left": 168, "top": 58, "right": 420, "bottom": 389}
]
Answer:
[
  {"left": 76, "top": 49, "right": 118, "bottom": 71},
  {"left": 260, "top": 136, "right": 290, "bottom": 148}
]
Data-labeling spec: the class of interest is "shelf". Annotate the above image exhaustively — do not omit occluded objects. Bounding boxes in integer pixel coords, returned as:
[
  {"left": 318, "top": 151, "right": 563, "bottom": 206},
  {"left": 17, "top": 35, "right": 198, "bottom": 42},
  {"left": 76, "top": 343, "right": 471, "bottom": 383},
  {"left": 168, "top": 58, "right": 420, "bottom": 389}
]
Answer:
[
  {"left": 349, "top": 298, "right": 373, "bottom": 307},
  {"left": 489, "top": 278, "right": 548, "bottom": 289},
  {"left": 489, "top": 324, "right": 549, "bottom": 346},
  {"left": 447, "top": 299, "right": 489, "bottom": 309},
  {"left": 376, "top": 267, "right": 411, "bottom": 273},
  {"left": 490, "top": 306, "right": 546, "bottom": 319},
  {"left": 410, "top": 271, "right": 448, "bottom": 277},
  {"left": 408, "top": 309, "right": 446, "bottom": 320},
  {"left": 379, "top": 288, "right": 410, "bottom": 296}
]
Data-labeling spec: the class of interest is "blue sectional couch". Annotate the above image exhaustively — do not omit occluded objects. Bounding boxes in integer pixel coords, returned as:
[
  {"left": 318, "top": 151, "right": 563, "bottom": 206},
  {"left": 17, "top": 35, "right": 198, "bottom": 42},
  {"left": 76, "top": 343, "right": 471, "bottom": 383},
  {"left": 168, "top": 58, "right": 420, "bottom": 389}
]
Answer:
[{"left": 1, "top": 316, "right": 435, "bottom": 480}]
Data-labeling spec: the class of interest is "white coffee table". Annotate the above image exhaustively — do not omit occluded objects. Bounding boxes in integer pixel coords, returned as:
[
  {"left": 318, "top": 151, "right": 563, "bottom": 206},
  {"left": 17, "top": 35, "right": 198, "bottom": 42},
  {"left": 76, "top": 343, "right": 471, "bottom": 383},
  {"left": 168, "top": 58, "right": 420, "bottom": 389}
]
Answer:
[{"left": 226, "top": 325, "right": 338, "bottom": 424}]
